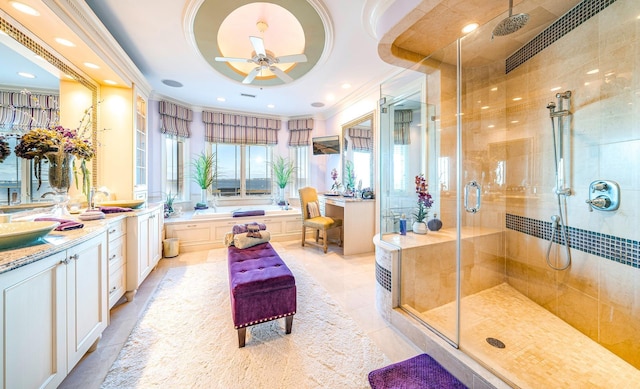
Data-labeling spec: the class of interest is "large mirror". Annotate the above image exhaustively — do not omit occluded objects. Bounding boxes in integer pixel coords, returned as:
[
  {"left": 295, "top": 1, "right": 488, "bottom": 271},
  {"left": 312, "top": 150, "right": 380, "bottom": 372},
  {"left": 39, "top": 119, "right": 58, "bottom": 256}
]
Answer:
[
  {"left": 0, "top": 15, "right": 97, "bottom": 207},
  {"left": 341, "top": 112, "right": 374, "bottom": 192}
]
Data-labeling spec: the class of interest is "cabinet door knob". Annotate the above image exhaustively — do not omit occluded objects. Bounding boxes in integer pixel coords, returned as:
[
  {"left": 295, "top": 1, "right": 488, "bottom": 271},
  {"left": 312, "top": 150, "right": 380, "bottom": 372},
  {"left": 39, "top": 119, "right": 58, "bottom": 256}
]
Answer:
[
  {"left": 109, "top": 254, "right": 117, "bottom": 261},
  {"left": 68, "top": 254, "right": 79, "bottom": 261}
]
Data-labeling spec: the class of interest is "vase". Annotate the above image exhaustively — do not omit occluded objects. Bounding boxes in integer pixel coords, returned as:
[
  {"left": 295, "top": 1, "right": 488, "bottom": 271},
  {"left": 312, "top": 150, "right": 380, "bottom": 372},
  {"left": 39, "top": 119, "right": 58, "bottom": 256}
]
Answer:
[
  {"left": 195, "top": 189, "right": 208, "bottom": 209},
  {"left": 277, "top": 186, "right": 287, "bottom": 206},
  {"left": 412, "top": 221, "right": 428, "bottom": 234},
  {"left": 45, "top": 150, "right": 74, "bottom": 216},
  {"left": 427, "top": 214, "right": 443, "bottom": 231}
]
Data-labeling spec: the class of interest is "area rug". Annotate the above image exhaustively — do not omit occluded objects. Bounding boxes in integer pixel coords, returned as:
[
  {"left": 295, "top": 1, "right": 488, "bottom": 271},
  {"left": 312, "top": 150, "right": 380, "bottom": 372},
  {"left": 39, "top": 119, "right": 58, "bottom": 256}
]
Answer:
[{"left": 101, "top": 251, "right": 389, "bottom": 388}]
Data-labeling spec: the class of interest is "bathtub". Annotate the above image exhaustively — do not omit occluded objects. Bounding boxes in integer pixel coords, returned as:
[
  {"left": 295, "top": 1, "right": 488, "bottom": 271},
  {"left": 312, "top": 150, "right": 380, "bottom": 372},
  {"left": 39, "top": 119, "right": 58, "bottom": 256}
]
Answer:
[{"left": 191, "top": 205, "right": 299, "bottom": 220}]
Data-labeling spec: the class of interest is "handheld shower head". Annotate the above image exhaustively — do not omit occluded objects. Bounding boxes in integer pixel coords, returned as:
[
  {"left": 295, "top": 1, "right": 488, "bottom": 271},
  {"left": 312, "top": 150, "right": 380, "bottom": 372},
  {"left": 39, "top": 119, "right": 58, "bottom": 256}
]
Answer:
[
  {"left": 546, "top": 102, "right": 556, "bottom": 110},
  {"left": 556, "top": 91, "right": 572, "bottom": 99}
]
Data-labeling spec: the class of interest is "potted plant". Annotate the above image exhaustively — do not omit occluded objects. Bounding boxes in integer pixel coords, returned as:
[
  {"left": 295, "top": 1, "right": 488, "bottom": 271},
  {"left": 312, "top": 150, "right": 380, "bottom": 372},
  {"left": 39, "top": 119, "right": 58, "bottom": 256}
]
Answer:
[
  {"left": 191, "top": 151, "right": 216, "bottom": 209},
  {"left": 272, "top": 155, "right": 295, "bottom": 205},
  {"left": 412, "top": 174, "right": 433, "bottom": 234},
  {"left": 164, "top": 191, "right": 177, "bottom": 218}
]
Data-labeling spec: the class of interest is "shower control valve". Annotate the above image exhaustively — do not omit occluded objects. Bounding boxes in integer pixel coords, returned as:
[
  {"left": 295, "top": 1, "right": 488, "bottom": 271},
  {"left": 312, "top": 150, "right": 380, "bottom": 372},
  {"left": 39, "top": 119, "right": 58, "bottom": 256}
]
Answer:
[
  {"left": 586, "top": 180, "right": 620, "bottom": 212},
  {"left": 585, "top": 196, "right": 611, "bottom": 211}
]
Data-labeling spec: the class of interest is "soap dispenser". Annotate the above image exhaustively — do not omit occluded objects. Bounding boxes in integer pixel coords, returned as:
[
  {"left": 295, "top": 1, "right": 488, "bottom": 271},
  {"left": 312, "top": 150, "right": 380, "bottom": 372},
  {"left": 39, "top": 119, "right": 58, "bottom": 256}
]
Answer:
[{"left": 399, "top": 214, "right": 407, "bottom": 235}]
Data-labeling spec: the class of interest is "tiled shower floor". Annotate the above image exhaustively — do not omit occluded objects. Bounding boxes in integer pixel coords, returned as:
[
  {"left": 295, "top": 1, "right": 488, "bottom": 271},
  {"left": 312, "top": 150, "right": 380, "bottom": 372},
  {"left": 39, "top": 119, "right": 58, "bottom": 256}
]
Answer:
[{"left": 413, "top": 283, "right": 640, "bottom": 388}]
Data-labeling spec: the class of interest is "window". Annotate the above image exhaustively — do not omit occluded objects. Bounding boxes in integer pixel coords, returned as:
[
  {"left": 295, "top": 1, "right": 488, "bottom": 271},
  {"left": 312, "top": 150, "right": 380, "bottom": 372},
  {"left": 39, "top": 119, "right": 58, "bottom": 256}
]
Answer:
[
  {"left": 209, "top": 143, "right": 273, "bottom": 197},
  {"left": 165, "top": 135, "right": 187, "bottom": 200},
  {"left": 290, "top": 146, "right": 309, "bottom": 196}
]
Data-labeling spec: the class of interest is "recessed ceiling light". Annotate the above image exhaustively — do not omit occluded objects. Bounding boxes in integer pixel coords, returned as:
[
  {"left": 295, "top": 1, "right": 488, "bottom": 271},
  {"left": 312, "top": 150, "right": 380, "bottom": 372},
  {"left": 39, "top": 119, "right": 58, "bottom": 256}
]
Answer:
[
  {"left": 462, "top": 23, "right": 479, "bottom": 34},
  {"left": 55, "top": 38, "right": 75, "bottom": 47},
  {"left": 17, "top": 72, "right": 35, "bottom": 79},
  {"left": 84, "top": 62, "right": 100, "bottom": 69},
  {"left": 311, "top": 102, "right": 324, "bottom": 108},
  {"left": 512, "top": 97, "right": 522, "bottom": 101},
  {"left": 216, "top": 97, "right": 226, "bottom": 102},
  {"left": 104, "top": 79, "right": 117, "bottom": 85},
  {"left": 481, "top": 106, "right": 489, "bottom": 110},
  {"left": 586, "top": 68, "right": 599, "bottom": 75},
  {"left": 511, "top": 120, "right": 519, "bottom": 124},
  {"left": 550, "top": 86, "right": 562, "bottom": 91},
  {"left": 488, "top": 125, "right": 495, "bottom": 128},
  {"left": 341, "top": 83, "right": 351, "bottom": 89},
  {"left": 11, "top": 2, "right": 40, "bottom": 16},
  {"left": 491, "top": 87, "right": 498, "bottom": 91},
  {"left": 162, "top": 79, "right": 183, "bottom": 88}
]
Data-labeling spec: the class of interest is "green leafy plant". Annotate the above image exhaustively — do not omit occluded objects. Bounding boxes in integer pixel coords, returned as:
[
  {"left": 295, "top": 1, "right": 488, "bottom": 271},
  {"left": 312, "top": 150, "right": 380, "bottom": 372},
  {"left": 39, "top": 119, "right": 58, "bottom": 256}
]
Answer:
[
  {"left": 191, "top": 151, "right": 217, "bottom": 191},
  {"left": 272, "top": 155, "right": 296, "bottom": 189},
  {"left": 344, "top": 160, "right": 356, "bottom": 191}
]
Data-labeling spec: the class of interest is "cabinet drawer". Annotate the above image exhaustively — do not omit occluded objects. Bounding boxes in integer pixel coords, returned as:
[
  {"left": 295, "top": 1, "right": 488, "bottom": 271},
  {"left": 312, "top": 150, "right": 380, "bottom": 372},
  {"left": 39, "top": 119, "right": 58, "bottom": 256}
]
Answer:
[
  {"left": 166, "top": 223, "right": 212, "bottom": 245},
  {"left": 108, "top": 235, "right": 126, "bottom": 271},
  {"left": 108, "top": 263, "right": 125, "bottom": 308},
  {"left": 107, "top": 220, "right": 126, "bottom": 241}
]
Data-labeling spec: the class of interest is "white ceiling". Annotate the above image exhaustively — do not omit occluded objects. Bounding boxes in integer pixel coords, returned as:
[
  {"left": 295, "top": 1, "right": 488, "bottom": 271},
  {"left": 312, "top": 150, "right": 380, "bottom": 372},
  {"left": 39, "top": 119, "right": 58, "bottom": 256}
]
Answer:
[{"left": 84, "top": 0, "right": 403, "bottom": 118}]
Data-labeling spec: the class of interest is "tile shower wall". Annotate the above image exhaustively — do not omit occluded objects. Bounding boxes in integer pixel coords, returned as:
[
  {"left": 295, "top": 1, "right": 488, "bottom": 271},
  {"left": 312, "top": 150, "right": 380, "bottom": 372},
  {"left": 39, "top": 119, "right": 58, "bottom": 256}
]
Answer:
[{"left": 502, "top": 0, "right": 640, "bottom": 367}]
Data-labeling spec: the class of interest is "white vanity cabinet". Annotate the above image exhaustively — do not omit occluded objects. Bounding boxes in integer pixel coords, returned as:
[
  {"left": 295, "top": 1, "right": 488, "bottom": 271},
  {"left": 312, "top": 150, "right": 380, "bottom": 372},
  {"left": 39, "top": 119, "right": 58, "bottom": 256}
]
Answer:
[
  {"left": 0, "top": 232, "right": 108, "bottom": 389},
  {"left": 107, "top": 218, "right": 127, "bottom": 308},
  {"left": 125, "top": 206, "right": 163, "bottom": 300}
]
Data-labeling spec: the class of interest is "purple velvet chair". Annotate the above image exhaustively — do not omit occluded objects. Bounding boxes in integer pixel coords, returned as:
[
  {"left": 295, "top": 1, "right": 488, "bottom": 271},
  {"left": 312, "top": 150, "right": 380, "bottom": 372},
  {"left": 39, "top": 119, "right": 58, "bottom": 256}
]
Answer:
[{"left": 227, "top": 242, "right": 296, "bottom": 347}]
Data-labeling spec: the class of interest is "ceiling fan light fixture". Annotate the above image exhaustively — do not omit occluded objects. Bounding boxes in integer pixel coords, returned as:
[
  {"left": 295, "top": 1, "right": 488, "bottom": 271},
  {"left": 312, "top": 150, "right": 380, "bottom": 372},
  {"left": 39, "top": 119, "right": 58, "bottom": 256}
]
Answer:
[{"left": 256, "top": 21, "right": 268, "bottom": 33}]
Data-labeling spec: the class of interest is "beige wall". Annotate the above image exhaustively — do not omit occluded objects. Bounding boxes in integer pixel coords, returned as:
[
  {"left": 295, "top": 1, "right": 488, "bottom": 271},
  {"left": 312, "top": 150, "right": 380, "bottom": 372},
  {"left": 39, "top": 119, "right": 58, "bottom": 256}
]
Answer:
[{"left": 499, "top": 0, "right": 640, "bottom": 367}]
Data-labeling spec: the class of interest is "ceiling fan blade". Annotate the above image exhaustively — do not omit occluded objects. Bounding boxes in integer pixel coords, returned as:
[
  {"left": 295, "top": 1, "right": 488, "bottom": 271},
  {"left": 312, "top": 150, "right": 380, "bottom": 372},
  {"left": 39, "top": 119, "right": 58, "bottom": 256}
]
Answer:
[
  {"left": 242, "top": 67, "right": 261, "bottom": 84},
  {"left": 269, "top": 66, "right": 293, "bottom": 83},
  {"left": 249, "top": 36, "right": 266, "bottom": 56},
  {"left": 215, "top": 56, "right": 252, "bottom": 63},
  {"left": 276, "top": 54, "right": 307, "bottom": 64}
]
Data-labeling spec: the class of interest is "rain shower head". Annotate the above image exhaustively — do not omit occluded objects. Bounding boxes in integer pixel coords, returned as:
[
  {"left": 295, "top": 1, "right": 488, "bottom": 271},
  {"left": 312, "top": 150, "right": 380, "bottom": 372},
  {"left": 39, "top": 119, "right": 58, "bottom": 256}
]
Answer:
[{"left": 492, "top": 0, "right": 530, "bottom": 39}]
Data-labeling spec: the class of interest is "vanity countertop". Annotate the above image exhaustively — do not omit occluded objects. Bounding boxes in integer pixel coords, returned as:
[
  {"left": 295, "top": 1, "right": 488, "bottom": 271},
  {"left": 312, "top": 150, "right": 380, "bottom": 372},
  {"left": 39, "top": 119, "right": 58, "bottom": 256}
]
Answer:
[{"left": 0, "top": 203, "right": 163, "bottom": 275}]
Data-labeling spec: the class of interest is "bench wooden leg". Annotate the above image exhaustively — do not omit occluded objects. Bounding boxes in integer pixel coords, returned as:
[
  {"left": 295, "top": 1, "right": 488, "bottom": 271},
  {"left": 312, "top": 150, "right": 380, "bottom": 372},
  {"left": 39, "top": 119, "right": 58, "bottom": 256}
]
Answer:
[
  {"left": 238, "top": 327, "right": 246, "bottom": 348},
  {"left": 285, "top": 315, "right": 293, "bottom": 334}
]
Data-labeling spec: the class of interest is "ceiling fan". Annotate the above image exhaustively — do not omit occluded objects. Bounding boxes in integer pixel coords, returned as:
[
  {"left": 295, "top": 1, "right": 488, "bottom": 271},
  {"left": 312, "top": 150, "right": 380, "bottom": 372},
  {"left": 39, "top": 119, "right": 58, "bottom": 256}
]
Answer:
[{"left": 214, "top": 21, "right": 307, "bottom": 84}]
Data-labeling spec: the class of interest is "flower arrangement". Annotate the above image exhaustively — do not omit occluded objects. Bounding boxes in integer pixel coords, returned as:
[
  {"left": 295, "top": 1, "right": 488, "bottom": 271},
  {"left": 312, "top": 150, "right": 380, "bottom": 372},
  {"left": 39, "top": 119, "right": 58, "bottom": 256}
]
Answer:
[
  {"left": 0, "top": 136, "right": 10, "bottom": 163},
  {"left": 330, "top": 168, "right": 342, "bottom": 192},
  {"left": 14, "top": 125, "right": 94, "bottom": 192},
  {"left": 344, "top": 160, "right": 356, "bottom": 192},
  {"left": 413, "top": 174, "right": 433, "bottom": 223}
]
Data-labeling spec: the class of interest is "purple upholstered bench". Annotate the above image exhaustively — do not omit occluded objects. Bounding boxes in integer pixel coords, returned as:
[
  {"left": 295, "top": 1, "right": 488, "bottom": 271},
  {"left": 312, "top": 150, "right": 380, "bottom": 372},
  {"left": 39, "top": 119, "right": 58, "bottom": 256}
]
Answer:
[{"left": 227, "top": 242, "right": 296, "bottom": 347}]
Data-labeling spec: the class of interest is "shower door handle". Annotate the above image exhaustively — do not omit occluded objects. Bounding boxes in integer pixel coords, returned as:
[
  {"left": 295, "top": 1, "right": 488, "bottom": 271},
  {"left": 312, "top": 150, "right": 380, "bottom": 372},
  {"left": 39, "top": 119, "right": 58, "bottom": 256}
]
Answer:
[{"left": 464, "top": 181, "right": 481, "bottom": 213}]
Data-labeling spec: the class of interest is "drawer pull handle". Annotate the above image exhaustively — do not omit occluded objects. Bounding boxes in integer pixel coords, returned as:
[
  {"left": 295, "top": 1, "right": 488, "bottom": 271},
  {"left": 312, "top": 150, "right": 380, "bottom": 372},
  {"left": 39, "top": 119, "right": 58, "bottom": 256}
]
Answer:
[
  {"left": 109, "top": 228, "right": 117, "bottom": 234},
  {"left": 109, "top": 286, "right": 118, "bottom": 294},
  {"left": 187, "top": 224, "right": 198, "bottom": 228},
  {"left": 68, "top": 254, "right": 79, "bottom": 261},
  {"left": 109, "top": 254, "right": 117, "bottom": 261}
]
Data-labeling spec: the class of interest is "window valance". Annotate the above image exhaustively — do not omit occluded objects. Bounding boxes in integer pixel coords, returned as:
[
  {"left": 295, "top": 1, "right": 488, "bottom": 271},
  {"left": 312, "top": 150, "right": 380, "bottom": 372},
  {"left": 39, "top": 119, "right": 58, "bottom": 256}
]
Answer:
[
  {"left": 394, "top": 110, "right": 412, "bottom": 145},
  {"left": 287, "top": 118, "right": 313, "bottom": 147},
  {"left": 348, "top": 127, "right": 373, "bottom": 152},
  {"left": 0, "top": 91, "right": 59, "bottom": 131},
  {"left": 202, "top": 111, "right": 280, "bottom": 145},
  {"left": 159, "top": 100, "right": 192, "bottom": 138}
]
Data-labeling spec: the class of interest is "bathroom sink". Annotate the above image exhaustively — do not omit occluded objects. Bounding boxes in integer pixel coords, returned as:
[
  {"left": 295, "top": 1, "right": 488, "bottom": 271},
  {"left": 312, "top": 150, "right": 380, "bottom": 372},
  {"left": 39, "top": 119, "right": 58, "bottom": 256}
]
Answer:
[
  {"left": 0, "top": 221, "right": 59, "bottom": 250},
  {"left": 97, "top": 199, "right": 145, "bottom": 209}
]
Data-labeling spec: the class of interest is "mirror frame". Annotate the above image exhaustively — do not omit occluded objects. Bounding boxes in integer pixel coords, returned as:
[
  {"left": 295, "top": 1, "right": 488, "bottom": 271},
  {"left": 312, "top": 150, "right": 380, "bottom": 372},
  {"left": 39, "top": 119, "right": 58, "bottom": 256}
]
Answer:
[
  {"left": 0, "top": 15, "right": 98, "bottom": 186},
  {"left": 341, "top": 111, "right": 375, "bottom": 192}
]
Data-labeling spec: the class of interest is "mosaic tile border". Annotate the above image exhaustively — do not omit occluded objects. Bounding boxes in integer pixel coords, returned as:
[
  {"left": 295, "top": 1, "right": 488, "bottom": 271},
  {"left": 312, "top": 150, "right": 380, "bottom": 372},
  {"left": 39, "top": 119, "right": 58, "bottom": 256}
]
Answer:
[
  {"left": 506, "top": 0, "right": 619, "bottom": 73},
  {"left": 506, "top": 213, "right": 640, "bottom": 269},
  {"left": 375, "top": 261, "right": 392, "bottom": 292}
]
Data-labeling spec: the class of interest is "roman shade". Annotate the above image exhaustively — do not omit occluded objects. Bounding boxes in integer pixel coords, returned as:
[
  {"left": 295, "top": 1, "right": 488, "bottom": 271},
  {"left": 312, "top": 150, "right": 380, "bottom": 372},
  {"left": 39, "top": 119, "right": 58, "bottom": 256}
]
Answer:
[
  {"left": 347, "top": 127, "right": 373, "bottom": 152},
  {"left": 287, "top": 118, "right": 313, "bottom": 147},
  {"left": 394, "top": 110, "right": 412, "bottom": 145},
  {"left": 0, "top": 91, "right": 59, "bottom": 131},
  {"left": 159, "top": 100, "right": 192, "bottom": 138},
  {"left": 202, "top": 111, "right": 280, "bottom": 145}
]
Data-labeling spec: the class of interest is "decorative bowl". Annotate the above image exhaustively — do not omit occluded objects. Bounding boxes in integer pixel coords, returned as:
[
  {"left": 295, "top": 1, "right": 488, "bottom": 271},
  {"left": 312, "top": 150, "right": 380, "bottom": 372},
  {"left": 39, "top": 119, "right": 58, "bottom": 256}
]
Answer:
[
  {"left": 0, "top": 221, "right": 59, "bottom": 250},
  {"left": 97, "top": 199, "right": 145, "bottom": 209}
]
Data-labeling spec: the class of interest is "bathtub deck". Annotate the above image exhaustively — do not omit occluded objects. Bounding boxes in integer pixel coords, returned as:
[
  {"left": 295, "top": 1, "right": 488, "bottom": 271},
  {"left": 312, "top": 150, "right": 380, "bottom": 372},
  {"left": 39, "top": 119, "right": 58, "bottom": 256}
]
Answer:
[{"left": 414, "top": 283, "right": 640, "bottom": 388}]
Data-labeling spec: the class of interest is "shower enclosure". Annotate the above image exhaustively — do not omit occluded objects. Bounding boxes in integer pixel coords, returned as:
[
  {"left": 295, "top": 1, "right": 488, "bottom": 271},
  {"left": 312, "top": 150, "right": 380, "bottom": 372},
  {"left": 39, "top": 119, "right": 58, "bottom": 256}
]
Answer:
[{"left": 377, "top": 0, "right": 640, "bottom": 387}]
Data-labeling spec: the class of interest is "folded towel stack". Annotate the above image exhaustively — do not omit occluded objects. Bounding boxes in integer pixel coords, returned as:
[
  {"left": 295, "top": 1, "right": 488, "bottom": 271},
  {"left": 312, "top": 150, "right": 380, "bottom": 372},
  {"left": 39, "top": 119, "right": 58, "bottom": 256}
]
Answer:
[
  {"left": 232, "top": 209, "right": 265, "bottom": 218},
  {"left": 34, "top": 217, "right": 84, "bottom": 231},
  {"left": 99, "top": 206, "right": 133, "bottom": 214},
  {"left": 232, "top": 222, "right": 267, "bottom": 235},
  {"left": 79, "top": 209, "right": 106, "bottom": 221}
]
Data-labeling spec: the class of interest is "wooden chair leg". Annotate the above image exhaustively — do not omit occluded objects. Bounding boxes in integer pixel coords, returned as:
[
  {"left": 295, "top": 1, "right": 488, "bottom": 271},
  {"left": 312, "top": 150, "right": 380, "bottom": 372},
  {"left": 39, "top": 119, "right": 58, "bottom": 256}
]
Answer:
[
  {"left": 323, "top": 228, "right": 328, "bottom": 253},
  {"left": 285, "top": 315, "right": 293, "bottom": 334},
  {"left": 315, "top": 229, "right": 320, "bottom": 243},
  {"left": 238, "top": 327, "right": 246, "bottom": 348},
  {"left": 339, "top": 226, "right": 343, "bottom": 247},
  {"left": 301, "top": 225, "right": 306, "bottom": 247}
]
